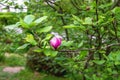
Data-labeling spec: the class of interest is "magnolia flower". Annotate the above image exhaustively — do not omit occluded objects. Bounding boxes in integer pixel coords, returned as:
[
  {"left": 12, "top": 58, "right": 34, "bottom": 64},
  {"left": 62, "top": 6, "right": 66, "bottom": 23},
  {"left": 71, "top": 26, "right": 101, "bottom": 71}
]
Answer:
[{"left": 50, "top": 36, "right": 62, "bottom": 50}]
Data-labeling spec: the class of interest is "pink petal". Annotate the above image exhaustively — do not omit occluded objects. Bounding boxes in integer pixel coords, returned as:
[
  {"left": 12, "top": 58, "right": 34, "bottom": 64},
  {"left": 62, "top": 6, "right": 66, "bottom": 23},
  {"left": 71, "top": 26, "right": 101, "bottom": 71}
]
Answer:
[{"left": 50, "top": 36, "right": 62, "bottom": 49}]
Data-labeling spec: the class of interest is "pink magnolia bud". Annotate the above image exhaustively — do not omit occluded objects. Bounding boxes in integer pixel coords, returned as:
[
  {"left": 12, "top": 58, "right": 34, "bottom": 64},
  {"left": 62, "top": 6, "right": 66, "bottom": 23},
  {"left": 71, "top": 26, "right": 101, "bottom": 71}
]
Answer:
[{"left": 50, "top": 36, "right": 62, "bottom": 50}]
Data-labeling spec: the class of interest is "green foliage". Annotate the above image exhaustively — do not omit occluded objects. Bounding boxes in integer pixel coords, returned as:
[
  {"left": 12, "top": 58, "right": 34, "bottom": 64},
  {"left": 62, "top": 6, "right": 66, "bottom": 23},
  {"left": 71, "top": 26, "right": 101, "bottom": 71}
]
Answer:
[
  {"left": 43, "top": 48, "right": 58, "bottom": 57},
  {"left": 26, "top": 47, "right": 67, "bottom": 76},
  {"left": 0, "top": 12, "right": 26, "bottom": 54},
  {"left": 37, "top": 26, "right": 52, "bottom": 33},
  {"left": 108, "top": 51, "right": 120, "bottom": 65},
  {"left": 5, "top": 54, "right": 26, "bottom": 66},
  {"left": 24, "top": 15, "right": 35, "bottom": 24},
  {"left": 0, "top": 53, "right": 5, "bottom": 62},
  {"left": 17, "top": 14, "right": 67, "bottom": 76},
  {"left": 0, "top": 28, "right": 23, "bottom": 53},
  {"left": 1, "top": 0, "right": 120, "bottom": 80},
  {"left": 15, "top": 0, "right": 120, "bottom": 79},
  {"left": 25, "top": 34, "right": 37, "bottom": 45},
  {"left": 0, "top": 54, "right": 68, "bottom": 80},
  {"left": 0, "top": 12, "right": 25, "bottom": 26},
  {"left": 34, "top": 16, "right": 47, "bottom": 24}
]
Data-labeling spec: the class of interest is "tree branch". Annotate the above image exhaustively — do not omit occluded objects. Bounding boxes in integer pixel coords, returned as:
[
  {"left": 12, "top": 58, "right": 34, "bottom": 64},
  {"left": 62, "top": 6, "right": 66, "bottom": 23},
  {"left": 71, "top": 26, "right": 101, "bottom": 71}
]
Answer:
[
  {"left": 46, "top": 0, "right": 69, "bottom": 41},
  {"left": 58, "top": 43, "right": 120, "bottom": 53},
  {"left": 70, "top": 0, "right": 82, "bottom": 11},
  {"left": 44, "top": 0, "right": 56, "bottom": 11},
  {"left": 111, "top": 0, "right": 120, "bottom": 9}
]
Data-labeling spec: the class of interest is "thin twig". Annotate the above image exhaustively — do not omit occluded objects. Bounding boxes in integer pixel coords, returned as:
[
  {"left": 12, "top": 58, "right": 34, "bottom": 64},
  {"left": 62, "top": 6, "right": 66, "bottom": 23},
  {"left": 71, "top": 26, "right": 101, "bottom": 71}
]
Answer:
[
  {"left": 70, "top": 0, "right": 81, "bottom": 11},
  {"left": 112, "top": 14, "right": 119, "bottom": 42},
  {"left": 102, "top": 43, "right": 120, "bottom": 49},
  {"left": 58, "top": 43, "right": 120, "bottom": 53},
  {"left": 111, "top": 0, "right": 120, "bottom": 9},
  {"left": 45, "top": 0, "right": 69, "bottom": 41},
  {"left": 44, "top": 0, "right": 56, "bottom": 11}
]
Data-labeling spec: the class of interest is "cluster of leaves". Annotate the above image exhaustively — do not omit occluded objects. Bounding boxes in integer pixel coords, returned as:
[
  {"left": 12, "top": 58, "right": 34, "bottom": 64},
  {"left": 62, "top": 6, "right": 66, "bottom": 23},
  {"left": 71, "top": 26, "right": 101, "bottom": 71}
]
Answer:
[
  {"left": 1, "top": 0, "right": 120, "bottom": 80},
  {"left": 16, "top": 14, "right": 67, "bottom": 76},
  {"left": 21, "top": 0, "right": 120, "bottom": 79},
  {"left": 17, "top": 14, "right": 57, "bottom": 56},
  {"left": 0, "top": 12, "right": 25, "bottom": 56}
]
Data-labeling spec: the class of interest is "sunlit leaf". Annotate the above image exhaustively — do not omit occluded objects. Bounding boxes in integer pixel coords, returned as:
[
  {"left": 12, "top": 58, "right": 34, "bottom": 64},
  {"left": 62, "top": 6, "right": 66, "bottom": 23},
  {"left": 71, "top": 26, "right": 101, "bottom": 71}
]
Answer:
[
  {"left": 44, "top": 48, "right": 58, "bottom": 57},
  {"left": 34, "top": 48, "right": 43, "bottom": 53},
  {"left": 42, "top": 34, "right": 52, "bottom": 42},
  {"left": 84, "top": 17, "right": 92, "bottom": 25},
  {"left": 72, "top": 15, "right": 81, "bottom": 22},
  {"left": 93, "top": 60, "right": 105, "bottom": 65},
  {"left": 20, "top": 19, "right": 29, "bottom": 29},
  {"left": 17, "top": 43, "right": 29, "bottom": 49},
  {"left": 34, "top": 16, "right": 47, "bottom": 24},
  {"left": 37, "top": 26, "right": 52, "bottom": 33},
  {"left": 78, "top": 41, "right": 84, "bottom": 48},
  {"left": 61, "top": 41, "right": 74, "bottom": 47},
  {"left": 25, "top": 34, "right": 37, "bottom": 45},
  {"left": 24, "top": 15, "right": 35, "bottom": 24},
  {"left": 63, "top": 25, "right": 79, "bottom": 29}
]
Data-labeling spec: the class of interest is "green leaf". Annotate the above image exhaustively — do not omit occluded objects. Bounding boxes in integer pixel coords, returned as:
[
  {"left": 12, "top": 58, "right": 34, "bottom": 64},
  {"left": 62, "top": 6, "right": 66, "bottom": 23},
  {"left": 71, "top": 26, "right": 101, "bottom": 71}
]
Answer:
[
  {"left": 29, "top": 22, "right": 36, "bottom": 27},
  {"left": 34, "top": 16, "right": 47, "bottom": 24},
  {"left": 103, "top": 54, "right": 109, "bottom": 60},
  {"left": 24, "top": 15, "right": 35, "bottom": 24},
  {"left": 84, "top": 17, "right": 92, "bottom": 25},
  {"left": 79, "top": 51, "right": 87, "bottom": 59},
  {"left": 45, "top": 34, "right": 52, "bottom": 40},
  {"left": 5, "top": 24, "right": 17, "bottom": 30},
  {"left": 44, "top": 49, "right": 58, "bottom": 57},
  {"left": 20, "top": 19, "right": 29, "bottom": 29},
  {"left": 51, "top": 51, "right": 58, "bottom": 57},
  {"left": 61, "top": 41, "right": 74, "bottom": 47},
  {"left": 15, "top": 22, "right": 20, "bottom": 27},
  {"left": 78, "top": 41, "right": 84, "bottom": 48},
  {"left": 17, "top": 44, "right": 29, "bottom": 49},
  {"left": 63, "top": 25, "right": 85, "bottom": 31},
  {"left": 63, "top": 25, "right": 79, "bottom": 29},
  {"left": 110, "top": 30, "right": 115, "bottom": 35},
  {"left": 111, "top": 7, "right": 120, "bottom": 21},
  {"left": 24, "top": 1, "right": 28, "bottom": 5},
  {"left": 112, "top": 7, "right": 120, "bottom": 14},
  {"left": 108, "top": 51, "right": 120, "bottom": 61},
  {"left": 42, "top": 34, "right": 52, "bottom": 42},
  {"left": 34, "top": 48, "right": 43, "bottom": 53},
  {"left": 93, "top": 60, "right": 105, "bottom": 65},
  {"left": 115, "top": 61, "right": 120, "bottom": 65},
  {"left": 72, "top": 15, "right": 81, "bottom": 22},
  {"left": 116, "top": 53, "right": 120, "bottom": 61},
  {"left": 37, "top": 26, "right": 52, "bottom": 33},
  {"left": 25, "top": 34, "right": 37, "bottom": 45}
]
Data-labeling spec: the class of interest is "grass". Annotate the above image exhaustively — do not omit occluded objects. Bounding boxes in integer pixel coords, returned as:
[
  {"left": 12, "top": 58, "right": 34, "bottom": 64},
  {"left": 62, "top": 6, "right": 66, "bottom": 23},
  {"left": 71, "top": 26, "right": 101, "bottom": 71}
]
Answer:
[
  {"left": 4, "top": 53, "right": 26, "bottom": 66},
  {"left": 0, "top": 53, "right": 69, "bottom": 80}
]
